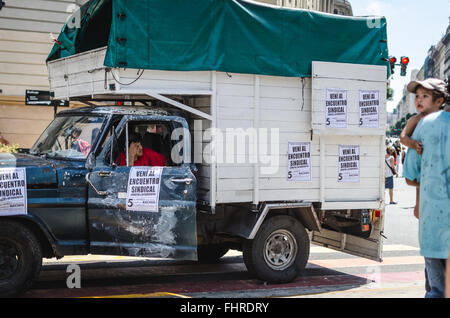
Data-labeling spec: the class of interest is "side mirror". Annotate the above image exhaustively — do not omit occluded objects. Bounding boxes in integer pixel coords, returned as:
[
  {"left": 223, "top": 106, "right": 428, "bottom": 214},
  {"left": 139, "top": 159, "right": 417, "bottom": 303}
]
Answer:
[{"left": 189, "top": 164, "right": 198, "bottom": 174}]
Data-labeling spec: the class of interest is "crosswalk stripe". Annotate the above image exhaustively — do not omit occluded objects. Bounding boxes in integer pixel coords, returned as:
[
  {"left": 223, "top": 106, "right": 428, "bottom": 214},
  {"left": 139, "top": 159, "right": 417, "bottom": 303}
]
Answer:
[
  {"left": 308, "top": 255, "right": 424, "bottom": 268},
  {"left": 309, "top": 244, "right": 419, "bottom": 254}
]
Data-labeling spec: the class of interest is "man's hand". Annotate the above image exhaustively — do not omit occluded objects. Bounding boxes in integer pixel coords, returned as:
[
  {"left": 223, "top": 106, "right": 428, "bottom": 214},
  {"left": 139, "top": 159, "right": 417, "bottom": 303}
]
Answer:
[
  {"left": 128, "top": 141, "right": 143, "bottom": 166},
  {"left": 128, "top": 142, "right": 139, "bottom": 165}
]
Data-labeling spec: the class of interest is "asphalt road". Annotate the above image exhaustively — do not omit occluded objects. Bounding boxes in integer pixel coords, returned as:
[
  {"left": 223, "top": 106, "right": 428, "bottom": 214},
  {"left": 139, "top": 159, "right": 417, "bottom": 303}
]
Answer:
[
  {"left": 383, "top": 165, "right": 420, "bottom": 248},
  {"left": 21, "top": 169, "right": 426, "bottom": 299}
]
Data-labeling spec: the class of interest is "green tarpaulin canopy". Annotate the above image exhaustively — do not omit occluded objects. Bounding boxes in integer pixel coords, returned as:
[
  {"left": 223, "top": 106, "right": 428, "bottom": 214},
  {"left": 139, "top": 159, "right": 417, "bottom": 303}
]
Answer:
[{"left": 47, "top": 0, "right": 389, "bottom": 78}]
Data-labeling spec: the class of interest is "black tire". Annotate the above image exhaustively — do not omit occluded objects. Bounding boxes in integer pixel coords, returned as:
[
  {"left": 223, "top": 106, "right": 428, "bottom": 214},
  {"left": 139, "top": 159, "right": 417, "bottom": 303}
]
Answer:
[
  {"left": 0, "top": 220, "right": 43, "bottom": 297},
  {"left": 197, "top": 244, "right": 229, "bottom": 263},
  {"left": 243, "top": 215, "right": 309, "bottom": 284}
]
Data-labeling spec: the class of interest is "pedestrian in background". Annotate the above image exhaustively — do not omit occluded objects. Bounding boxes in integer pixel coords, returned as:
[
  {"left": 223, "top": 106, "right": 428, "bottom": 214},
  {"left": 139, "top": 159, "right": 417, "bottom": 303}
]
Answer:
[
  {"left": 403, "top": 79, "right": 450, "bottom": 298},
  {"left": 393, "top": 140, "right": 401, "bottom": 176},
  {"left": 385, "top": 146, "right": 397, "bottom": 204}
]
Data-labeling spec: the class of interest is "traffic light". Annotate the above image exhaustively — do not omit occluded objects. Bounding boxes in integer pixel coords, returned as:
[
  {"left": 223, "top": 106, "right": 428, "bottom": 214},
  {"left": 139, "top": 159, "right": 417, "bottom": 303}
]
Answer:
[
  {"left": 389, "top": 56, "right": 397, "bottom": 74},
  {"left": 400, "top": 56, "right": 409, "bottom": 76}
]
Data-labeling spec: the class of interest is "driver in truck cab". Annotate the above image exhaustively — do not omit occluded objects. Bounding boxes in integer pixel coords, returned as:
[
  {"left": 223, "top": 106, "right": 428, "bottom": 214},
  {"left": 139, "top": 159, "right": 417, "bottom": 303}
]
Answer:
[{"left": 118, "top": 132, "right": 166, "bottom": 167}]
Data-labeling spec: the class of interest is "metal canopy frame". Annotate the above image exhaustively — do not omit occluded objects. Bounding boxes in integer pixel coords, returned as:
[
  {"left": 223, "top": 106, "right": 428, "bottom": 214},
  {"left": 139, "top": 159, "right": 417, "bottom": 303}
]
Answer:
[{"left": 111, "top": 90, "right": 213, "bottom": 121}]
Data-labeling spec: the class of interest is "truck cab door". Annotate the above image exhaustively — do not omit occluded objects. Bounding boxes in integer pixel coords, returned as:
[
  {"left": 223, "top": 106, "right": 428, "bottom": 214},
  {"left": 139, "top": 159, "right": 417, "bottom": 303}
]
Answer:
[{"left": 86, "top": 116, "right": 197, "bottom": 260}]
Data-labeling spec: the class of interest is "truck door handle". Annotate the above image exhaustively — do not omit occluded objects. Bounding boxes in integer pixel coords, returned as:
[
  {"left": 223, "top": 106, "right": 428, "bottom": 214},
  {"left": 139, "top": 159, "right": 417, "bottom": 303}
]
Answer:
[
  {"left": 85, "top": 172, "right": 108, "bottom": 196},
  {"left": 170, "top": 178, "right": 193, "bottom": 185},
  {"left": 97, "top": 171, "right": 114, "bottom": 177}
]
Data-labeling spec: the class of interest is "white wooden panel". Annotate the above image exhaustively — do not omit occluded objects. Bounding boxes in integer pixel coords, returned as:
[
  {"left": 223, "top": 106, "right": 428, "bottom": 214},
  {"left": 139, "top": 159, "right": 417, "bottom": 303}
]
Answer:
[
  {"left": 44, "top": 52, "right": 385, "bottom": 212},
  {"left": 0, "top": 19, "right": 63, "bottom": 34},
  {"left": 260, "top": 96, "right": 310, "bottom": 111},
  {"left": 0, "top": 52, "right": 48, "bottom": 65},
  {"left": 216, "top": 165, "right": 380, "bottom": 180},
  {"left": 0, "top": 74, "right": 49, "bottom": 86},
  {"left": 7, "top": 0, "right": 75, "bottom": 12},
  {"left": 0, "top": 62, "right": 47, "bottom": 75},
  {"left": 0, "top": 29, "right": 52, "bottom": 42},
  {"left": 311, "top": 62, "right": 387, "bottom": 135},
  {"left": 0, "top": 84, "right": 49, "bottom": 96},
  {"left": 259, "top": 75, "right": 310, "bottom": 88},
  {"left": 0, "top": 0, "right": 76, "bottom": 33},
  {"left": 217, "top": 83, "right": 254, "bottom": 97},
  {"left": 0, "top": 40, "right": 53, "bottom": 54},
  {"left": 216, "top": 72, "right": 254, "bottom": 85},
  {"left": 0, "top": 7, "right": 69, "bottom": 23},
  {"left": 259, "top": 108, "right": 312, "bottom": 123},
  {"left": 312, "top": 61, "right": 387, "bottom": 82}
]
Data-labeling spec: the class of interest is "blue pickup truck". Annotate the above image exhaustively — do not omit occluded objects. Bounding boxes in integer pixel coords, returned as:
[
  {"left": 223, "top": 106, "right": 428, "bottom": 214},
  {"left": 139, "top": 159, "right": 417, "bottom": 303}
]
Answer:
[
  {"left": 0, "top": 106, "right": 205, "bottom": 296},
  {"left": 0, "top": 105, "right": 378, "bottom": 297}
]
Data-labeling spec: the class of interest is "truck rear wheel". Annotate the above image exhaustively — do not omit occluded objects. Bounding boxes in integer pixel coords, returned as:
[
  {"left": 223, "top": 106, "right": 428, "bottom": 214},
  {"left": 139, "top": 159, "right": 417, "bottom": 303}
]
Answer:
[
  {"left": 0, "top": 220, "right": 43, "bottom": 297},
  {"left": 243, "top": 215, "right": 309, "bottom": 283}
]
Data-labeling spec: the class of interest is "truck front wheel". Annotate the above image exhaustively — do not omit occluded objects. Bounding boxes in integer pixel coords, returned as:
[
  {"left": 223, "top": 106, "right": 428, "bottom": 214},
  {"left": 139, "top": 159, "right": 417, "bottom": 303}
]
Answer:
[
  {"left": 0, "top": 220, "right": 43, "bottom": 297},
  {"left": 243, "top": 215, "right": 309, "bottom": 283}
]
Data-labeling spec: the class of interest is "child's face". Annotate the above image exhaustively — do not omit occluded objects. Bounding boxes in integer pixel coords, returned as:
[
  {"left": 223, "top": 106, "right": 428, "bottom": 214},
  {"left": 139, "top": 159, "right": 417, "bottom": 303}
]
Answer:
[{"left": 415, "top": 87, "right": 443, "bottom": 115}]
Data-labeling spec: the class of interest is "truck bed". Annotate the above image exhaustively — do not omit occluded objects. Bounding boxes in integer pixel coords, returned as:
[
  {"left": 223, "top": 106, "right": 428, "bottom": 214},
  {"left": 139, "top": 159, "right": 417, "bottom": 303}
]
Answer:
[{"left": 47, "top": 48, "right": 387, "bottom": 210}]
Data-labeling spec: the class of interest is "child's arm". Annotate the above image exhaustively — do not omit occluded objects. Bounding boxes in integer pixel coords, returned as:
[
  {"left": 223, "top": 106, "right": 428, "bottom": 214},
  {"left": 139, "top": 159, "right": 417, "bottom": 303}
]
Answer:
[
  {"left": 414, "top": 187, "right": 420, "bottom": 219},
  {"left": 405, "top": 178, "right": 419, "bottom": 187},
  {"left": 405, "top": 178, "right": 420, "bottom": 219},
  {"left": 400, "top": 114, "right": 424, "bottom": 154}
]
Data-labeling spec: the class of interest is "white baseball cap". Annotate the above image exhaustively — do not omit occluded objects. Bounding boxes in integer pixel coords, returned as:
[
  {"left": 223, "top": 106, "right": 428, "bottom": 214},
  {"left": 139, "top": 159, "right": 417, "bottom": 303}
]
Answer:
[{"left": 407, "top": 78, "right": 447, "bottom": 95}]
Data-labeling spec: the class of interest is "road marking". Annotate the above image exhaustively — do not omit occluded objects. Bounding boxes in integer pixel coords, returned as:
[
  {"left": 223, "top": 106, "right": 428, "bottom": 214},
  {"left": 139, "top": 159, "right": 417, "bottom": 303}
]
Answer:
[
  {"left": 281, "top": 283, "right": 425, "bottom": 298},
  {"left": 309, "top": 244, "right": 419, "bottom": 254},
  {"left": 84, "top": 292, "right": 190, "bottom": 299},
  {"left": 309, "top": 255, "right": 424, "bottom": 268},
  {"left": 382, "top": 244, "right": 420, "bottom": 251}
]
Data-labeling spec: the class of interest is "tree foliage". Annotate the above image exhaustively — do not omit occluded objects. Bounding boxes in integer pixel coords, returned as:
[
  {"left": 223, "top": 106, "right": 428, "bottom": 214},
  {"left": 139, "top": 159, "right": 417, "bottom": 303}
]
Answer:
[{"left": 386, "top": 113, "right": 415, "bottom": 137}]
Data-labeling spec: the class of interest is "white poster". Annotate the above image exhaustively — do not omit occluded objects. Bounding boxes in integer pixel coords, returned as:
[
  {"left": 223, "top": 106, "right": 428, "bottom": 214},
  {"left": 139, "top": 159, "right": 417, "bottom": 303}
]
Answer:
[
  {"left": 338, "top": 145, "right": 360, "bottom": 183},
  {"left": 359, "top": 90, "right": 380, "bottom": 128},
  {"left": 0, "top": 167, "right": 27, "bottom": 216},
  {"left": 287, "top": 142, "right": 311, "bottom": 181},
  {"left": 126, "top": 167, "right": 163, "bottom": 212},
  {"left": 325, "top": 89, "right": 347, "bottom": 128}
]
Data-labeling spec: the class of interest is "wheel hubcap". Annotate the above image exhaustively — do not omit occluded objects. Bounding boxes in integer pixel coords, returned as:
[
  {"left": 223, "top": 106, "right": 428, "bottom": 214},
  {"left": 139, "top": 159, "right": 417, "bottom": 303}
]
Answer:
[{"left": 263, "top": 229, "right": 297, "bottom": 271}]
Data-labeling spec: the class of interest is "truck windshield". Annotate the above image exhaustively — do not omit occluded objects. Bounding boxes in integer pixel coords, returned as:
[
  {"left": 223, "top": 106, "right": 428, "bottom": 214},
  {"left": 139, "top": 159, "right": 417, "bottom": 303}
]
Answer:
[{"left": 30, "top": 115, "right": 105, "bottom": 159}]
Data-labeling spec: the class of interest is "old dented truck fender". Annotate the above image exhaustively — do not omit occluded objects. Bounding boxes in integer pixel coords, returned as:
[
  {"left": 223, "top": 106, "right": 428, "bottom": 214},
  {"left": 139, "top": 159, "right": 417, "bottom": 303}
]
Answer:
[
  {"left": 249, "top": 202, "right": 321, "bottom": 239},
  {"left": 0, "top": 152, "right": 65, "bottom": 257},
  {"left": 207, "top": 202, "right": 321, "bottom": 240}
]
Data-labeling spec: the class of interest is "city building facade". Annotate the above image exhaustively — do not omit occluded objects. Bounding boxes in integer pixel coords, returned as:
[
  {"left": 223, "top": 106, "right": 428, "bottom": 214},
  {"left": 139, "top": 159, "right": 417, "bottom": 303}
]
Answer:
[
  {"left": 440, "top": 23, "right": 450, "bottom": 80},
  {"left": 0, "top": 0, "right": 84, "bottom": 147},
  {"left": 390, "top": 20, "right": 450, "bottom": 127},
  {"left": 254, "top": 0, "right": 352, "bottom": 15},
  {"left": 0, "top": 0, "right": 352, "bottom": 148}
]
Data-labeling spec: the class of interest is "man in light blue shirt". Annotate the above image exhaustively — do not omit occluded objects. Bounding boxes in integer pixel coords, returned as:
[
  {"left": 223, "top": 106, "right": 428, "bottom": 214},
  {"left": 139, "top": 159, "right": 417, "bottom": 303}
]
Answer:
[{"left": 403, "top": 108, "right": 450, "bottom": 298}]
